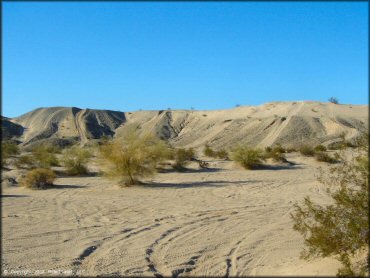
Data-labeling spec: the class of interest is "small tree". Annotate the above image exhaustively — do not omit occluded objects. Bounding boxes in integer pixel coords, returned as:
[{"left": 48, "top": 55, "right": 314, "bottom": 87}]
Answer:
[
  {"left": 328, "top": 97, "right": 339, "bottom": 104},
  {"left": 100, "top": 131, "right": 169, "bottom": 186},
  {"left": 61, "top": 146, "right": 91, "bottom": 176},
  {"left": 291, "top": 135, "right": 369, "bottom": 276},
  {"left": 231, "top": 146, "right": 265, "bottom": 169},
  {"left": 19, "top": 168, "right": 56, "bottom": 189}
]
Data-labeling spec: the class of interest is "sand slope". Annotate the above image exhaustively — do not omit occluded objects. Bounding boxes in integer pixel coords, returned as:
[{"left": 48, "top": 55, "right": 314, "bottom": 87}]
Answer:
[
  {"left": 6, "top": 101, "right": 368, "bottom": 148},
  {"left": 2, "top": 154, "right": 342, "bottom": 276}
]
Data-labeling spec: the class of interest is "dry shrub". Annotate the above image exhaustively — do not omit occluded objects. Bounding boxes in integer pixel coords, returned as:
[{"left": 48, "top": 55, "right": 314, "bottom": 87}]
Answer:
[
  {"left": 203, "top": 144, "right": 215, "bottom": 157},
  {"left": 203, "top": 144, "right": 228, "bottom": 159},
  {"left": 100, "top": 131, "right": 169, "bottom": 186},
  {"left": 314, "top": 144, "right": 327, "bottom": 152},
  {"left": 216, "top": 149, "right": 229, "bottom": 159},
  {"left": 291, "top": 134, "right": 369, "bottom": 276},
  {"left": 31, "top": 144, "right": 59, "bottom": 168},
  {"left": 19, "top": 168, "right": 56, "bottom": 189},
  {"left": 314, "top": 152, "right": 337, "bottom": 164},
  {"left": 61, "top": 146, "right": 91, "bottom": 176},
  {"left": 15, "top": 154, "right": 36, "bottom": 169},
  {"left": 172, "top": 148, "right": 195, "bottom": 171},
  {"left": 264, "top": 145, "right": 287, "bottom": 162},
  {"left": 2, "top": 141, "right": 19, "bottom": 167},
  {"left": 231, "top": 146, "right": 265, "bottom": 169},
  {"left": 299, "top": 145, "right": 315, "bottom": 156}
]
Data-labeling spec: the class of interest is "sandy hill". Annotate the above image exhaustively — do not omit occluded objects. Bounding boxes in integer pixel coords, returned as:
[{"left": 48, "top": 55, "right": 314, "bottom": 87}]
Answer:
[
  {"left": 9, "top": 107, "right": 126, "bottom": 147},
  {"left": 3, "top": 101, "right": 368, "bottom": 149}
]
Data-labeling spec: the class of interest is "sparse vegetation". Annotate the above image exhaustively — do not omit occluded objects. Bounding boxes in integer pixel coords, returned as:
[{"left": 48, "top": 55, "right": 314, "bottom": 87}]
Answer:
[
  {"left": 216, "top": 149, "right": 229, "bottom": 160},
  {"left": 172, "top": 148, "right": 195, "bottom": 171},
  {"left": 100, "top": 131, "right": 169, "bottom": 186},
  {"left": 203, "top": 144, "right": 229, "bottom": 159},
  {"left": 264, "top": 145, "right": 287, "bottom": 162},
  {"left": 2, "top": 141, "right": 19, "bottom": 166},
  {"left": 314, "top": 152, "right": 337, "bottom": 164},
  {"left": 299, "top": 145, "right": 315, "bottom": 156},
  {"left": 314, "top": 144, "right": 327, "bottom": 152},
  {"left": 231, "top": 146, "right": 265, "bottom": 170},
  {"left": 19, "top": 168, "right": 56, "bottom": 189},
  {"left": 291, "top": 135, "right": 369, "bottom": 276},
  {"left": 328, "top": 97, "right": 339, "bottom": 104},
  {"left": 61, "top": 146, "right": 91, "bottom": 176},
  {"left": 203, "top": 144, "right": 215, "bottom": 157},
  {"left": 15, "top": 154, "right": 35, "bottom": 169},
  {"left": 31, "top": 144, "right": 60, "bottom": 168}
]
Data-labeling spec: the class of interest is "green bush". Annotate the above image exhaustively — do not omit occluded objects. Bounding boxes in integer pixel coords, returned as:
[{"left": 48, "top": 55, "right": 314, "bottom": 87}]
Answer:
[
  {"left": 291, "top": 138, "right": 369, "bottom": 276},
  {"left": 299, "top": 145, "right": 315, "bottom": 156},
  {"left": 61, "top": 146, "right": 91, "bottom": 176},
  {"left": 172, "top": 148, "right": 195, "bottom": 171},
  {"left": 314, "top": 144, "right": 327, "bottom": 152},
  {"left": 231, "top": 146, "right": 265, "bottom": 170},
  {"left": 19, "top": 168, "right": 56, "bottom": 189},
  {"left": 100, "top": 131, "right": 169, "bottom": 186}
]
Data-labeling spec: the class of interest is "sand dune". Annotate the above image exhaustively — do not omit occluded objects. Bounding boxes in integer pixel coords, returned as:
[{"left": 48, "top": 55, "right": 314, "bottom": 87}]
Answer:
[
  {"left": 4, "top": 101, "right": 368, "bottom": 149},
  {"left": 2, "top": 154, "right": 342, "bottom": 276}
]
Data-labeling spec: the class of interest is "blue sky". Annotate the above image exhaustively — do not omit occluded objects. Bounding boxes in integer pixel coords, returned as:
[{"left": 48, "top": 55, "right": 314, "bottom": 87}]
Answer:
[{"left": 3, "top": 2, "right": 368, "bottom": 117}]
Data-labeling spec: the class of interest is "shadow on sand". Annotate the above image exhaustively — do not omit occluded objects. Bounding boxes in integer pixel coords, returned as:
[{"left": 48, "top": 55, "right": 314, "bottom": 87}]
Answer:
[
  {"left": 139, "top": 179, "right": 262, "bottom": 189},
  {"left": 1, "top": 194, "right": 29, "bottom": 198},
  {"left": 158, "top": 167, "right": 222, "bottom": 174},
  {"left": 52, "top": 184, "right": 87, "bottom": 189}
]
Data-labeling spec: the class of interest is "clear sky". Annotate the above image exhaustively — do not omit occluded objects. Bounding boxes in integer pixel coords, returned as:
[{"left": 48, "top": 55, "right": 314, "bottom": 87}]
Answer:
[{"left": 3, "top": 2, "right": 368, "bottom": 117}]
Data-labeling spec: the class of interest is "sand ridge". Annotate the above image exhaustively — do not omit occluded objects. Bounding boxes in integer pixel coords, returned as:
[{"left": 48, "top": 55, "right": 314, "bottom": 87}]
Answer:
[{"left": 3, "top": 101, "right": 368, "bottom": 149}]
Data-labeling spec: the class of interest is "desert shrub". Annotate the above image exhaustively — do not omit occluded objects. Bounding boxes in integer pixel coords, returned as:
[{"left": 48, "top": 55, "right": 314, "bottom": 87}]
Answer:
[
  {"left": 314, "top": 152, "right": 337, "bottom": 164},
  {"left": 15, "top": 154, "right": 36, "bottom": 169},
  {"left": 203, "top": 144, "right": 215, "bottom": 157},
  {"left": 291, "top": 137, "right": 369, "bottom": 276},
  {"left": 2, "top": 141, "right": 19, "bottom": 157},
  {"left": 172, "top": 148, "right": 195, "bottom": 171},
  {"left": 231, "top": 146, "right": 265, "bottom": 170},
  {"left": 2, "top": 141, "right": 19, "bottom": 166},
  {"left": 328, "top": 97, "right": 339, "bottom": 104},
  {"left": 216, "top": 149, "right": 229, "bottom": 159},
  {"left": 265, "top": 145, "right": 287, "bottom": 162},
  {"left": 61, "top": 146, "right": 91, "bottom": 176},
  {"left": 265, "top": 146, "right": 272, "bottom": 153},
  {"left": 314, "top": 144, "right": 327, "bottom": 152},
  {"left": 299, "top": 145, "right": 315, "bottom": 156},
  {"left": 287, "top": 148, "right": 296, "bottom": 153},
  {"left": 100, "top": 131, "right": 169, "bottom": 186},
  {"left": 19, "top": 168, "right": 56, "bottom": 189},
  {"left": 31, "top": 145, "right": 59, "bottom": 168},
  {"left": 273, "top": 144, "right": 286, "bottom": 153}
]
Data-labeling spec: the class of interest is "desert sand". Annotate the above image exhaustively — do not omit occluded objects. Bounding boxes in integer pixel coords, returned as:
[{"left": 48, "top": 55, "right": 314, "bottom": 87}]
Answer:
[{"left": 2, "top": 153, "right": 342, "bottom": 276}]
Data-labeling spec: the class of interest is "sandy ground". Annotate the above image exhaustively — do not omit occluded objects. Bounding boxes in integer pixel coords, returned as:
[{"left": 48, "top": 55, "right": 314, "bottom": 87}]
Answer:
[{"left": 2, "top": 153, "right": 342, "bottom": 276}]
